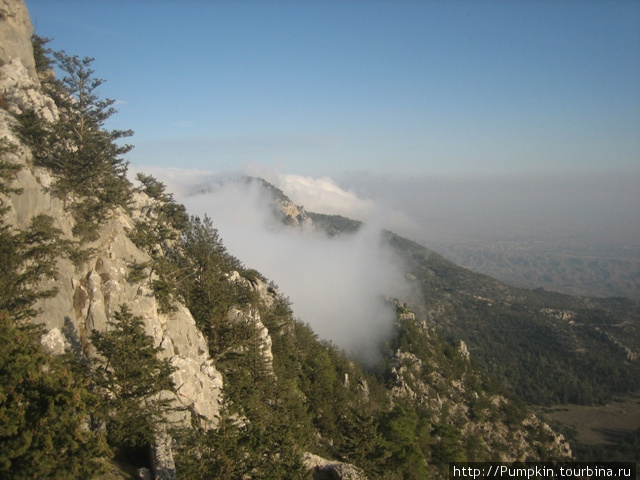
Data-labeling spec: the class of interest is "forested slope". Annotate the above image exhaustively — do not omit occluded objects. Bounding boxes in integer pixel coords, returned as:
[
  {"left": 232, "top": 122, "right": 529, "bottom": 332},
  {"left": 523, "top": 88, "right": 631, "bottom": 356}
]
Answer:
[{"left": 0, "top": 2, "right": 575, "bottom": 478}]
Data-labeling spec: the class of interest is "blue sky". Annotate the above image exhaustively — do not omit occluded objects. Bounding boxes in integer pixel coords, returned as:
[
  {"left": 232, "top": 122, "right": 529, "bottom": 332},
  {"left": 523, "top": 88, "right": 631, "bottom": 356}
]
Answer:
[{"left": 25, "top": 0, "right": 640, "bottom": 178}]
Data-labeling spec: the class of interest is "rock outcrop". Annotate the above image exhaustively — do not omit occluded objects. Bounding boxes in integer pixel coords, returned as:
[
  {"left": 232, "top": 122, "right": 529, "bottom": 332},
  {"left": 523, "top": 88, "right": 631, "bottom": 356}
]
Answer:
[
  {"left": 388, "top": 306, "right": 572, "bottom": 463},
  {"left": 303, "top": 453, "right": 368, "bottom": 480},
  {"left": 0, "top": 0, "right": 36, "bottom": 79},
  {"left": 0, "top": 0, "right": 223, "bottom": 433}
]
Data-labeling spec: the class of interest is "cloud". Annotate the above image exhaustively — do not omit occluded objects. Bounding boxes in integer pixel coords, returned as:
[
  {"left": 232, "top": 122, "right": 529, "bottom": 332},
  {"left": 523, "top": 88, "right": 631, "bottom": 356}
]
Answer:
[
  {"left": 243, "top": 165, "right": 375, "bottom": 221},
  {"left": 140, "top": 171, "right": 415, "bottom": 363},
  {"left": 138, "top": 165, "right": 640, "bottom": 360},
  {"left": 338, "top": 171, "right": 640, "bottom": 247},
  {"left": 128, "top": 165, "right": 219, "bottom": 198}
]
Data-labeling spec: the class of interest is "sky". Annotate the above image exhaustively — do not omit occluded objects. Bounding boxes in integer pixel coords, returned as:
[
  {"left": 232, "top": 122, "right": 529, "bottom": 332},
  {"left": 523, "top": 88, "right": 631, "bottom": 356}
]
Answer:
[
  {"left": 25, "top": 0, "right": 640, "bottom": 178},
  {"left": 21, "top": 0, "right": 640, "bottom": 351}
]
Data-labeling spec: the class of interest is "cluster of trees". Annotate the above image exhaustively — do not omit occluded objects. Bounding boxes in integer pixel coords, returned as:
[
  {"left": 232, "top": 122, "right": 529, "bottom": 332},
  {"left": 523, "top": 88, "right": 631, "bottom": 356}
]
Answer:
[
  {"left": 0, "top": 36, "right": 182, "bottom": 478},
  {"left": 1, "top": 147, "right": 175, "bottom": 479}
]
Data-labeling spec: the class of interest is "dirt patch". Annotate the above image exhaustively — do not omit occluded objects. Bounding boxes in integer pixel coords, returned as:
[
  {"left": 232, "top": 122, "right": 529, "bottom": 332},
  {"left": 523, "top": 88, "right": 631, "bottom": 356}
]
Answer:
[{"left": 538, "top": 391, "right": 640, "bottom": 446}]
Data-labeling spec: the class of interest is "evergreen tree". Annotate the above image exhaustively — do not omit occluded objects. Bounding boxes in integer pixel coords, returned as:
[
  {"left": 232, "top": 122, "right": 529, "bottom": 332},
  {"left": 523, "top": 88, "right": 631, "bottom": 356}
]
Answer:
[
  {"left": 0, "top": 146, "right": 64, "bottom": 321},
  {"left": 90, "top": 305, "right": 176, "bottom": 456},
  {"left": 15, "top": 49, "right": 133, "bottom": 240},
  {"left": 31, "top": 34, "right": 54, "bottom": 74},
  {"left": 378, "top": 405, "right": 429, "bottom": 480},
  {"left": 0, "top": 312, "right": 107, "bottom": 479},
  {"left": 132, "top": 172, "right": 189, "bottom": 248},
  {"left": 0, "top": 214, "right": 64, "bottom": 321},
  {"left": 0, "top": 138, "right": 22, "bottom": 199},
  {"left": 172, "top": 214, "right": 250, "bottom": 354}
]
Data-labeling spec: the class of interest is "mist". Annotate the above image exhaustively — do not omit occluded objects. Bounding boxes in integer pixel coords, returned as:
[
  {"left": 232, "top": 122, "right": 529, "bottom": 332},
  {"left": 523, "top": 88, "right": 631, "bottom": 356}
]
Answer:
[
  {"left": 134, "top": 165, "right": 640, "bottom": 348},
  {"left": 153, "top": 174, "right": 414, "bottom": 364},
  {"left": 337, "top": 171, "right": 640, "bottom": 248}
]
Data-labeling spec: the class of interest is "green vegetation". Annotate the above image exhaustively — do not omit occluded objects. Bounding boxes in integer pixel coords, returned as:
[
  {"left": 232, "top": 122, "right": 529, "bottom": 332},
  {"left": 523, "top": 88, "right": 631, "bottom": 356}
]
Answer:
[
  {"left": 306, "top": 211, "right": 362, "bottom": 236},
  {"left": 382, "top": 231, "right": 640, "bottom": 406},
  {"left": 0, "top": 136, "right": 64, "bottom": 321},
  {"left": 14, "top": 37, "right": 133, "bottom": 240},
  {"left": 90, "top": 305, "right": 176, "bottom": 458},
  {"left": 0, "top": 37, "right": 186, "bottom": 477},
  {"left": 0, "top": 138, "right": 23, "bottom": 202},
  {"left": 0, "top": 313, "right": 107, "bottom": 480},
  {"left": 31, "top": 34, "right": 54, "bottom": 74},
  {"left": 0, "top": 214, "right": 64, "bottom": 321},
  {"left": 6, "top": 25, "right": 637, "bottom": 480}
]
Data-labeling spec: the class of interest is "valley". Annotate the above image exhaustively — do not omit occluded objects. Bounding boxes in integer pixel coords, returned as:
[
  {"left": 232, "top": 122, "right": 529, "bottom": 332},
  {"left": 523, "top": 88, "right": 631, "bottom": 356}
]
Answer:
[
  {"left": 538, "top": 391, "right": 640, "bottom": 462},
  {"left": 432, "top": 237, "right": 640, "bottom": 301},
  {"left": 540, "top": 391, "right": 640, "bottom": 447}
]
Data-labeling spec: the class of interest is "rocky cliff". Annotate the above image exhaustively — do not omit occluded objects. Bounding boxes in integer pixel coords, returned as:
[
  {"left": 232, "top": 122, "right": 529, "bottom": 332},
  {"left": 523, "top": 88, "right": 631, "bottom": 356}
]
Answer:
[
  {"left": 0, "top": 22, "right": 223, "bottom": 437},
  {"left": 0, "top": 2, "right": 575, "bottom": 479}
]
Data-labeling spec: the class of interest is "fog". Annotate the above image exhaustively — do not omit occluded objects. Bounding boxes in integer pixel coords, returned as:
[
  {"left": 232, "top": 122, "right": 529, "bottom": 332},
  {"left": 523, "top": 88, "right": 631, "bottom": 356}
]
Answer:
[
  {"left": 134, "top": 165, "right": 640, "bottom": 354},
  {"left": 146, "top": 172, "right": 415, "bottom": 363},
  {"left": 337, "top": 172, "right": 640, "bottom": 248}
]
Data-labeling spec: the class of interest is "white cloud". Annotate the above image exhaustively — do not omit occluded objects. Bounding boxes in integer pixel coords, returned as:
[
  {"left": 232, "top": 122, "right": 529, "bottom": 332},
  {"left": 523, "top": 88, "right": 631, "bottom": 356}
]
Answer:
[
  {"left": 242, "top": 165, "right": 374, "bottom": 221},
  {"left": 174, "top": 176, "right": 413, "bottom": 363},
  {"left": 128, "top": 165, "right": 218, "bottom": 197}
]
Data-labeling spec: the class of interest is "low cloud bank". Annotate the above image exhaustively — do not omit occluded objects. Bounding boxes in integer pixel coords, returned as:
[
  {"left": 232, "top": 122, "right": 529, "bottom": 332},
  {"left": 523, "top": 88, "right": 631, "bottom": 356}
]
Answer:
[
  {"left": 133, "top": 164, "right": 639, "bottom": 357},
  {"left": 339, "top": 171, "right": 640, "bottom": 247},
  {"left": 244, "top": 166, "right": 375, "bottom": 221},
  {"left": 136, "top": 169, "right": 414, "bottom": 363}
]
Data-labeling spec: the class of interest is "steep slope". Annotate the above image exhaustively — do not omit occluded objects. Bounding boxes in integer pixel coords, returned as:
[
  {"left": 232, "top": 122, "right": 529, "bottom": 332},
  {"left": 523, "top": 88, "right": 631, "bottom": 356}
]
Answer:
[
  {"left": 385, "top": 233, "right": 640, "bottom": 406},
  {"left": 180, "top": 177, "right": 574, "bottom": 468},
  {"left": 0, "top": 17, "right": 223, "bottom": 432},
  {"left": 1, "top": 2, "right": 575, "bottom": 479},
  {"left": 300, "top": 196, "right": 640, "bottom": 408}
]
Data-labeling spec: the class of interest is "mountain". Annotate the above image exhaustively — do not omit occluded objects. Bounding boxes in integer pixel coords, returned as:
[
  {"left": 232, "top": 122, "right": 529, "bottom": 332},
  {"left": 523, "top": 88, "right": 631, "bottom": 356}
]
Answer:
[
  {"left": 226, "top": 175, "right": 640, "bottom": 460},
  {"left": 249, "top": 177, "right": 640, "bottom": 406},
  {"left": 0, "top": 1, "right": 635, "bottom": 479}
]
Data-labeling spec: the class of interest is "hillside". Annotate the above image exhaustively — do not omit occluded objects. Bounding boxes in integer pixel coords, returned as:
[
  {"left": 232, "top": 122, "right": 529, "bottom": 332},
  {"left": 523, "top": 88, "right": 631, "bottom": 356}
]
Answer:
[
  {"left": 190, "top": 175, "right": 640, "bottom": 460},
  {"left": 0, "top": 1, "right": 578, "bottom": 479},
  {"left": 229, "top": 177, "right": 640, "bottom": 408}
]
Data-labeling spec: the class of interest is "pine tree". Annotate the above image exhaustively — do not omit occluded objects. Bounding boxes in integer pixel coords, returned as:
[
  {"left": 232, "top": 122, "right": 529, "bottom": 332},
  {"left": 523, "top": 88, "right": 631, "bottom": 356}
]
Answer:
[
  {"left": 31, "top": 34, "right": 54, "bottom": 74},
  {"left": 90, "top": 305, "right": 176, "bottom": 455},
  {"left": 0, "top": 312, "right": 107, "bottom": 479},
  {"left": 15, "top": 48, "right": 133, "bottom": 240},
  {"left": 0, "top": 138, "right": 22, "bottom": 199},
  {"left": 0, "top": 141, "right": 64, "bottom": 320},
  {"left": 0, "top": 214, "right": 64, "bottom": 321}
]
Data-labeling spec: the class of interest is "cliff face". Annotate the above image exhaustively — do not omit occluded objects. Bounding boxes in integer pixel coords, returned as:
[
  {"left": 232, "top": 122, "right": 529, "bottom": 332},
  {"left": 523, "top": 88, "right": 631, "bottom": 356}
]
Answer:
[
  {"left": 1, "top": 2, "right": 575, "bottom": 478},
  {"left": 0, "top": 0, "right": 223, "bottom": 430},
  {"left": 0, "top": 0, "right": 36, "bottom": 79}
]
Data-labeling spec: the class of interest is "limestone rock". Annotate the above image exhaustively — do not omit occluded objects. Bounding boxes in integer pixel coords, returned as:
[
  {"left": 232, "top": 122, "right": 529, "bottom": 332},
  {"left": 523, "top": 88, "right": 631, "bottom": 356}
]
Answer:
[
  {"left": 303, "top": 453, "right": 368, "bottom": 480},
  {"left": 151, "top": 426, "right": 177, "bottom": 480},
  {"left": 227, "top": 270, "right": 278, "bottom": 308},
  {"left": 40, "top": 327, "right": 68, "bottom": 355},
  {"left": 0, "top": 103, "right": 223, "bottom": 430},
  {"left": 458, "top": 340, "right": 470, "bottom": 361},
  {"left": 135, "top": 468, "right": 152, "bottom": 480},
  {"left": 0, "top": 0, "right": 58, "bottom": 122},
  {"left": 0, "top": 0, "right": 36, "bottom": 80},
  {"left": 389, "top": 306, "right": 572, "bottom": 463}
]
